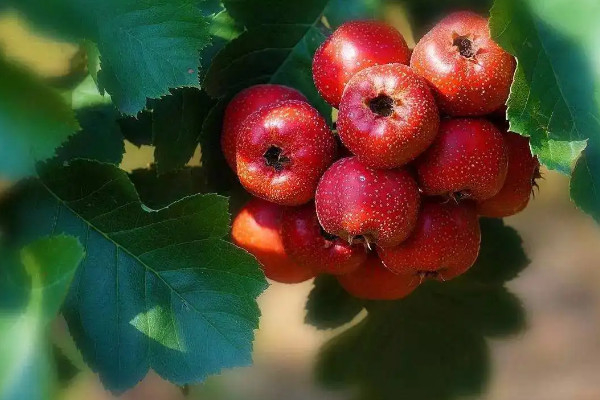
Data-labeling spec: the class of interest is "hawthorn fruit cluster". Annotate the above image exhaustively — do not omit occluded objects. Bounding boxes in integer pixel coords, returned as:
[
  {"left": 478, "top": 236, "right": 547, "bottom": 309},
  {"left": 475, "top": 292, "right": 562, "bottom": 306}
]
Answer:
[{"left": 223, "top": 12, "right": 540, "bottom": 300}]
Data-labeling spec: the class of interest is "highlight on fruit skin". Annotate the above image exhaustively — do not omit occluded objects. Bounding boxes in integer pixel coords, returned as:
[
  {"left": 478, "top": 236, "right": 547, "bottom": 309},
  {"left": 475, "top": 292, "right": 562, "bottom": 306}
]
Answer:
[
  {"left": 337, "top": 63, "right": 440, "bottom": 169},
  {"left": 221, "top": 84, "right": 307, "bottom": 171},
  {"left": 477, "top": 131, "right": 541, "bottom": 218},
  {"left": 312, "top": 20, "right": 411, "bottom": 108},
  {"left": 378, "top": 198, "right": 482, "bottom": 282},
  {"left": 236, "top": 100, "right": 338, "bottom": 206},
  {"left": 280, "top": 203, "right": 368, "bottom": 276},
  {"left": 231, "top": 197, "right": 316, "bottom": 284},
  {"left": 337, "top": 254, "right": 420, "bottom": 300},
  {"left": 410, "top": 11, "right": 516, "bottom": 116},
  {"left": 416, "top": 118, "right": 509, "bottom": 201},
  {"left": 315, "top": 156, "right": 421, "bottom": 248}
]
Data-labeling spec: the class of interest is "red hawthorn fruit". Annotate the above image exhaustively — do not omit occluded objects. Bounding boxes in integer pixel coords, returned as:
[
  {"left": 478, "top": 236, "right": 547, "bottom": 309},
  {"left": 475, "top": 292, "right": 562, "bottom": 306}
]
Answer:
[
  {"left": 416, "top": 118, "right": 508, "bottom": 201},
  {"left": 281, "top": 203, "right": 367, "bottom": 275},
  {"left": 221, "top": 84, "right": 307, "bottom": 171},
  {"left": 378, "top": 199, "right": 481, "bottom": 282},
  {"left": 236, "top": 100, "right": 337, "bottom": 206},
  {"left": 313, "top": 20, "right": 411, "bottom": 108},
  {"left": 337, "top": 63, "right": 440, "bottom": 169},
  {"left": 477, "top": 132, "right": 540, "bottom": 217},
  {"left": 410, "top": 11, "right": 516, "bottom": 116},
  {"left": 338, "top": 254, "right": 420, "bottom": 300},
  {"left": 231, "top": 198, "right": 315, "bottom": 284},
  {"left": 315, "top": 157, "right": 420, "bottom": 248}
]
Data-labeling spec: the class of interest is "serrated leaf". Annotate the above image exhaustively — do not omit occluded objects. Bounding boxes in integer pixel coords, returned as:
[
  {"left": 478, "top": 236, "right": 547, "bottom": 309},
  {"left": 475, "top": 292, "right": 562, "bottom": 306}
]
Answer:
[
  {"left": 129, "top": 166, "right": 208, "bottom": 209},
  {"left": 205, "top": 0, "right": 332, "bottom": 119},
  {"left": 152, "top": 89, "right": 214, "bottom": 174},
  {"left": 4, "top": 160, "right": 267, "bottom": 392},
  {"left": 490, "top": 0, "right": 600, "bottom": 222},
  {"left": 0, "top": 54, "right": 79, "bottom": 180},
  {"left": 308, "top": 218, "right": 528, "bottom": 400},
  {"left": 7, "top": 0, "right": 212, "bottom": 115},
  {"left": 0, "top": 235, "right": 84, "bottom": 400}
]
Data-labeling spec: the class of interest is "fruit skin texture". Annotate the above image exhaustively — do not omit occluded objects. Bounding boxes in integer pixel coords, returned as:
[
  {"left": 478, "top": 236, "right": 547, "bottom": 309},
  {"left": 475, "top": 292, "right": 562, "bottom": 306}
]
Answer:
[
  {"left": 315, "top": 157, "right": 420, "bottom": 248},
  {"left": 312, "top": 20, "right": 411, "bottom": 108},
  {"left": 378, "top": 199, "right": 481, "bottom": 282},
  {"left": 338, "top": 255, "right": 420, "bottom": 300},
  {"left": 337, "top": 63, "right": 440, "bottom": 169},
  {"left": 221, "top": 84, "right": 307, "bottom": 171},
  {"left": 477, "top": 132, "right": 540, "bottom": 217},
  {"left": 236, "top": 100, "right": 337, "bottom": 206},
  {"left": 281, "top": 204, "right": 367, "bottom": 275},
  {"left": 231, "top": 198, "right": 315, "bottom": 284},
  {"left": 410, "top": 11, "right": 516, "bottom": 116},
  {"left": 416, "top": 118, "right": 508, "bottom": 201}
]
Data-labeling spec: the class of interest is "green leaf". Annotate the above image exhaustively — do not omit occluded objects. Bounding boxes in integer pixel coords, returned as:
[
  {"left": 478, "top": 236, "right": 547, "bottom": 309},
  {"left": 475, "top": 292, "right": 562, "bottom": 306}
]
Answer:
[
  {"left": 305, "top": 275, "right": 363, "bottom": 329},
  {"left": 4, "top": 160, "right": 268, "bottom": 392},
  {"left": 0, "top": 54, "right": 79, "bottom": 179},
  {"left": 119, "top": 112, "right": 153, "bottom": 148},
  {"left": 152, "top": 89, "right": 214, "bottom": 174},
  {"left": 490, "top": 0, "right": 600, "bottom": 222},
  {"left": 205, "top": 0, "right": 332, "bottom": 119},
  {"left": 129, "top": 166, "right": 208, "bottom": 209},
  {"left": 7, "top": 0, "right": 212, "bottom": 115},
  {"left": 308, "top": 219, "right": 528, "bottom": 400},
  {"left": 0, "top": 235, "right": 84, "bottom": 400}
]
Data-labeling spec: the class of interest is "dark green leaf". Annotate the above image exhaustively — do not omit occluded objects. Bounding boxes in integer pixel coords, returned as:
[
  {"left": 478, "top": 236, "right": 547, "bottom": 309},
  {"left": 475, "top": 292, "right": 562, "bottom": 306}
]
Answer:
[
  {"left": 129, "top": 166, "right": 208, "bottom": 209},
  {"left": 205, "top": 0, "right": 332, "bottom": 120},
  {"left": 490, "top": 0, "right": 600, "bottom": 222},
  {"left": 0, "top": 235, "right": 84, "bottom": 400},
  {"left": 119, "top": 112, "right": 153, "bottom": 147},
  {"left": 7, "top": 0, "right": 212, "bottom": 115},
  {"left": 4, "top": 160, "right": 267, "bottom": 392},
  {"left": 0, "top": 54, "right": 79, "bottom": 179},
  {"left": 309, "top": 218, "right": 528, "bottom": 400},
  {"left": 305, "top": 275, "right": 363, "bottom": 329},
  {"left": 152, "top": 89, "right": 214, "bottom": 174}
]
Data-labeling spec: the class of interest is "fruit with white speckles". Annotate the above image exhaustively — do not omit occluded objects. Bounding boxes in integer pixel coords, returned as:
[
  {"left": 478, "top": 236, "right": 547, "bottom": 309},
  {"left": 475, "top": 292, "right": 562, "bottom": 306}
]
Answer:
[
  {"left": 281, "top": 203, "right": 368, "bottom": 275},
  {"left": 337, "top": 254, "right": 420, "bottom": 300},
  {"left": 378, "top": 199, "right": 481, "bottom": 282},
  {"left": 410, "top": 11, "right": 516, "bottom": 116},
  {"left": 416, "top": 118, "right": 508, "bottom": 201},
  {"left": 232, "top": 198, "right": 315, "bottom": 284},
  {"left": 236, "top": 100, "right": 337, "bottom": 206},
  {"left": 312, "top": 20, "right": 411, "bottom": 108},
  {"left": 221, "top": 84, "right": 307, "bottom": 171},
  {"left": 337, "top": 63, "right": 440, "bottom": 169},
  {"left": 315, "top": 157, "right": 420, "bottom": 248},
  {"left": 477, "top": 131, "right": 540, "bottom": 217}
]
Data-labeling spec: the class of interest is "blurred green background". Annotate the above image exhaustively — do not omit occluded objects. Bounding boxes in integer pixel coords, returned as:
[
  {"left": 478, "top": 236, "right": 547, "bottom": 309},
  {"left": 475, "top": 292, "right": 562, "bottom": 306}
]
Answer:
[{"left": 1, "top": 6, "right": 599, "bottom": 400}]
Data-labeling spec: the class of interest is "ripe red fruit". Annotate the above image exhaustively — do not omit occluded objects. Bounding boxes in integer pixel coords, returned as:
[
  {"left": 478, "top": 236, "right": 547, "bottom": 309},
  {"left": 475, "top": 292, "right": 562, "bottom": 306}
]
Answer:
[
  {"left": 221, "top": 84, "right": 307, "bottom": 171},
  {"left": 337, "top": 63, "right": 439, "bottom": 169},
  {"left": 416, "top": 118, "right": 508, "bottom": 201},
  {"left": 378, "top": 199, "right": 481, "bottom": 282},
  {"left": 410, "top": 11, "right": 516, "bottom": 116},
  {"left": 315, "top": 157, "right": 420, "bottom": 248},
  {"left": 231, "top": 198, "right": 315, "bottom": 284},
  {"left": 236, "top": 100, "right": 337, "bottom": 206},
  {"left": 313, "top": 20, "right": 411, "bottom": 108},
  {"left": 338, "top": 255, "right": 420, "bottom": 300},
  {"left": 281, "top": 204, "right": 367, "bottom": 275},
  {"left": 477, "top": 132, "right": 540, "bottom": 217}
]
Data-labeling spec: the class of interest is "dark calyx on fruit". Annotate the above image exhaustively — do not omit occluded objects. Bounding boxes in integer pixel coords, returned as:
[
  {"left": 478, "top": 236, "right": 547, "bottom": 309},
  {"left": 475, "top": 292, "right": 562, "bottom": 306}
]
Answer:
[
  {"left": 319, "top": 225, "right": 338, "bottom": 241},
  {"left": 368, "top": 94, "right": 395, "bottom": 117},
  {"left": 263, "top": 145, "right": 290, "bottom": 172},
  {"left": 453, "top": 35, "right": 476, "bottom": 58}
]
